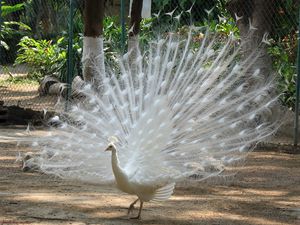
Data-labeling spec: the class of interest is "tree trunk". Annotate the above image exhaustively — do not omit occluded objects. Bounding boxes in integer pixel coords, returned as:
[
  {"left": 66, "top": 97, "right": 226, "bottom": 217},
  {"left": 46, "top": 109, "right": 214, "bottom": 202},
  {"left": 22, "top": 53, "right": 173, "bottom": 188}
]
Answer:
[
  {"left": 227, "top": 0, "right": 277, "bottom": 79},
  {"left": 84, "top": 0, "right": 104, "bottom": 37},
  {"left": 128, "top": 0, "right": 143, "bottom": 74},
  {"left": 227, "top": 0, "right": 295, "bottom": 137},
  {"left": 82, "top": 0, "right": 105, "bottom": 92},
  {"left": 27, "top": 0, "right": 57, "bottom": 38},
  {"left": 129, "top": 0, "right": 143, "bottom": 37}
]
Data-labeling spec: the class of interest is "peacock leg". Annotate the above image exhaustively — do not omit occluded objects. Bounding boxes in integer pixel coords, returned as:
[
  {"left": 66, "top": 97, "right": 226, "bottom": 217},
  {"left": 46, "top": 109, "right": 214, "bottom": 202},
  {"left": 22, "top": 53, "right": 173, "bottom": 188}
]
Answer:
[
  {"left": 127, "top": 198, "right": 139, "bottom": 215},
  {"left": 130, "top": 201, "right": 143, "bottom": 220}
]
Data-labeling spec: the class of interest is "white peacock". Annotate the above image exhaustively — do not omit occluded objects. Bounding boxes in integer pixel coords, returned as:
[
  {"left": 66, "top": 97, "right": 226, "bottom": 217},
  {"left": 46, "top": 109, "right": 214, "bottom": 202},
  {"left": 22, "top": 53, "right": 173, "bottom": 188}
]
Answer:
[{"left": 25, "top": 29, "right": 281, "bottom": 219}]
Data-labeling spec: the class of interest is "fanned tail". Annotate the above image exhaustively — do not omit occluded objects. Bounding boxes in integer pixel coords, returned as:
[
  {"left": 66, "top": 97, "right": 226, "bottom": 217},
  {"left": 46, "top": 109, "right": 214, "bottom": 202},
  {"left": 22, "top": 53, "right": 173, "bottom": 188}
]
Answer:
[{"left": 21, "top": 27, "right": 282, "bottom": 185}]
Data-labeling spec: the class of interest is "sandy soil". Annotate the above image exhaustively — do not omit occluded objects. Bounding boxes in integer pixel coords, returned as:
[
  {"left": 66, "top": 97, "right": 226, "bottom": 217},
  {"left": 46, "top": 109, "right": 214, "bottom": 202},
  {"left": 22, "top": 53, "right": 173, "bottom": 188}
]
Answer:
[
  {"left": 0, "top": 128, "right": 300, "bottom": 225},
  {"left": 0, "top": 84, "right": 57, "bottom": 111},
  {"left": 0, "top": 65, "right": 57, "bottom": 111}
]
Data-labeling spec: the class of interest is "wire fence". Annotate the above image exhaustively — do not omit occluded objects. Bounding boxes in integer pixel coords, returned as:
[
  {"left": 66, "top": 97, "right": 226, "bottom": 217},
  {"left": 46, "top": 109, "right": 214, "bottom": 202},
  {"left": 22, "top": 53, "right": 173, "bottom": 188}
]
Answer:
[
  {"left": 0, "top": 1, "right": 299, "bottom": 136},
  {"left": 0, "top": 0, "right": 76, "bottom": 111}
]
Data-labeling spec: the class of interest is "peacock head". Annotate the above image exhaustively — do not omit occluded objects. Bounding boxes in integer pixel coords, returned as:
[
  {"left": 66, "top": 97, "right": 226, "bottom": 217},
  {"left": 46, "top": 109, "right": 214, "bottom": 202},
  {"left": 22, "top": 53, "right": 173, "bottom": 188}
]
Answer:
[
  {"left": 105, "top": 143, "right": 116, "bottom": 152},
  {"left": 105, "top": 136, "right": 118, "bottom": 152}
]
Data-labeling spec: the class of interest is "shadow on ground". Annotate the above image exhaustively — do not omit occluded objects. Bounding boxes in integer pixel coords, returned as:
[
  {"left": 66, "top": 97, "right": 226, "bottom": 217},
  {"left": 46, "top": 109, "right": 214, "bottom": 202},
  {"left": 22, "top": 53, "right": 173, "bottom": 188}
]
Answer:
[{"left": 0, "top": 129, "right": 299, "bottom": 225}]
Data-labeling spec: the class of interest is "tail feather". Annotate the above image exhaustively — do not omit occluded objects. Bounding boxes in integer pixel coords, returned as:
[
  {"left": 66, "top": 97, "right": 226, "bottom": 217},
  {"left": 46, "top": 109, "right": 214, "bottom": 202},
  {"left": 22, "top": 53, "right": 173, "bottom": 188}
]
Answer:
[
  {"left": 21, "top": 27, "right": 282, "bottom": 185},
  {"left": 152, "top": 183, "right": 175, "bottom": 201}
]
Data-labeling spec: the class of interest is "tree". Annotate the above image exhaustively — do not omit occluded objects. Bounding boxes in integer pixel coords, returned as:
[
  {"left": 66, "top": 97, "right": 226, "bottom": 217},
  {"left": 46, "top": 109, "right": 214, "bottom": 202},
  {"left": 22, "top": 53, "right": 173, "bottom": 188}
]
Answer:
[
  {"left": 227, "top": 0, "right": 277, "bottom": 79},
  {"left": 81, "top": 0, "right": 144, "bottom": 85},
  {"left": 128, "top": 0, "right": 143, "bottom": 73},
  {"left": 129, "top": 0, "right": 143, "bottom": 37},
  {"left": 226, "top": 0, "right": 297, "bottom": 137},
  {"left": 82, "top": 0, "right": 105, "bottom": 89}
]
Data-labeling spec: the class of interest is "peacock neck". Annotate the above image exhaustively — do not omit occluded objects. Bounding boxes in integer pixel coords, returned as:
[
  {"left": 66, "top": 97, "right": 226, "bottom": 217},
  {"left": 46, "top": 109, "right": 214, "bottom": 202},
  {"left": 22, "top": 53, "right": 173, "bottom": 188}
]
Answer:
[
  {"left": 110, "top": 147, "right": 134, "bottom": 195},
  {"left": 111, "top": 148, "right": 123, "bottom": 176}
]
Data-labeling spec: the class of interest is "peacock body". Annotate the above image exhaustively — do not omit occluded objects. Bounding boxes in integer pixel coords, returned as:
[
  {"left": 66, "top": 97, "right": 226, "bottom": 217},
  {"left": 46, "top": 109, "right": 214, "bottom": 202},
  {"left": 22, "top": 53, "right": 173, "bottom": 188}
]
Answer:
[{"left": 25, "top": 29, "right": 281, "bottom": 219}]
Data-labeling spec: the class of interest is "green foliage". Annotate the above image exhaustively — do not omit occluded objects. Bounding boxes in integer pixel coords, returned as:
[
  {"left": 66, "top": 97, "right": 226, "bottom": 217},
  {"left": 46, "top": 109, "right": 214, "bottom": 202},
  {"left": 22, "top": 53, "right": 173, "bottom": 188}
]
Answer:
[
  {"left": 152, "top": 0, "right": 226, "bottom": 25},
  {"left": 59, "top": 33, "right": 83, "bottom": 82},
  {"left": 103, "top": 16, "right": 122, "bottom": 52},
  {"left": 0, "top": 2, "right": 30, "bottom": 50},
  {"left": 272, "top": 0, "right": 299, "bottom": 40},
  {"left": 1, "top": 1, "right": 23, "bottom": 16},
  {"left": 20, "top": 0, "right": 83, "bottom": 39},
  {"left": 0, "top": 76, "right": 39, "bottom": 85},
  {"left": 138, "top": 18, "right": 155, "bottom": 48},
  {"left": 267, "top": 1, "right": 299, "bottom": 109},
  {"left": 1, "top": 21, "right": 31, "bottom": 49},
  {"left": 200, "top": 17, "right": 239, "bottom": 37},
  {"left": 0, "top": 66, "right": 38, "bottom": 85},
  {"left": 268, "top": 38, "right": 297, "bottom": 109},
  {"left": 21, "top": 0, "right": 67, "bottom": 39},
  {"left": 15, "top": 36, "right": 67, "bottom": 80},
  {"left": 1, "top": 2, "right": 24, "bottom": 16},
  {"left": 103, "top": 16, "right": 154, "bottom": 53},
  {"left": 15, "top": 33, "right": 83, "bottom": 82}
]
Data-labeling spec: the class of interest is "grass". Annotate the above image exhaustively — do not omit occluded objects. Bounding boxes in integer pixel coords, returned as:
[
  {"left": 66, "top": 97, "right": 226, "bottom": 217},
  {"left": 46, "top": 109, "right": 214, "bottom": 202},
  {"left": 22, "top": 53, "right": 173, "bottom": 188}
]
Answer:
[{"left": 0, "top": 76, "right": 39, "bottom": 86}]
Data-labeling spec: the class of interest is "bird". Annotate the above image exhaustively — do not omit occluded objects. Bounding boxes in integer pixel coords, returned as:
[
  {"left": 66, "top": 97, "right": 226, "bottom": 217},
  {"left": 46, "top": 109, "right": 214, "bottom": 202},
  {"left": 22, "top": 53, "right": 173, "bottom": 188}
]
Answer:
[
  {"left": 23, "top": 27, "right": 281, "bottom": 219},
  {"left": 104, "top": 141, "right": 175, "bottom": 219}
]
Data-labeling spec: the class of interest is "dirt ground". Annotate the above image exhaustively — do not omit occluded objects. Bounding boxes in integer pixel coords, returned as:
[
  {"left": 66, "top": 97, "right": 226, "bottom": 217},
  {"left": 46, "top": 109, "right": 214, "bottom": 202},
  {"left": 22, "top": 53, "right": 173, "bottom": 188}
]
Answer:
[
  {"left": 0, "top": 66, "right": 57, "bottom": 111},
  {"left": 0, "top": 128, "right": 300, "bottom": 225}
]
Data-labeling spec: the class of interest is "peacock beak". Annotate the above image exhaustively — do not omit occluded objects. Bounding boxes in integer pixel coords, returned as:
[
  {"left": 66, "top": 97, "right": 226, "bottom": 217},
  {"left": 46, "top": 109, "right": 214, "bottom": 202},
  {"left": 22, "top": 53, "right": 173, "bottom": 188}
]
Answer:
[
  {"left": 105, "top": 143, "right": 115, "bottom": 151},
  {"left": 105, "top": 146, "right": 111, "bottom": 151}
]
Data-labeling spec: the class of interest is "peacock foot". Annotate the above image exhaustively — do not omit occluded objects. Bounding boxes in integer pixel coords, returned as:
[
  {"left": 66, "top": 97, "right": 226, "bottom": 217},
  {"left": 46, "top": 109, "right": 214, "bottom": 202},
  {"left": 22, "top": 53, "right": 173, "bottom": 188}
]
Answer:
[
  {"left": 130, "top": 215, "right": 141, "bottom": 220},
  {"left": 129, "top": 201, "right": 143, "bottom": 220},
  {"left": 127, "top": 204, "right": 135, "bottom": 215},
  {"left": 127, "top": 198, "right": 139, "bottom": 215}
]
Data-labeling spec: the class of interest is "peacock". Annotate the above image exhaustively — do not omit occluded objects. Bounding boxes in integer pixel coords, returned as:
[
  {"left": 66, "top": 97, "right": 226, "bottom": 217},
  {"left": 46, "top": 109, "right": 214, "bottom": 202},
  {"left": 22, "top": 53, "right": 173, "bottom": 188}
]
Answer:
[{"left": 23, "top": 28, "right": 281, "bottom": 219}]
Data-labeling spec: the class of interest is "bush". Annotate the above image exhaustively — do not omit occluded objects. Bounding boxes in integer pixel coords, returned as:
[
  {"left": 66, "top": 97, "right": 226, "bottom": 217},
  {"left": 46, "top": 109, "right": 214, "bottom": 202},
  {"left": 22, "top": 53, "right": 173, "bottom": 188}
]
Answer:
[
  {"left": 15, "top": 36, "right": 67, "bottom": 80},
  {"left": 0, "top": 2, "right": 30, "bottom": 64},
  {"left": 268, "top": 36, "right": 297, "bottom": 109},
  {"left": 267, "top": 0, "right": 299, "bottom": 109}
]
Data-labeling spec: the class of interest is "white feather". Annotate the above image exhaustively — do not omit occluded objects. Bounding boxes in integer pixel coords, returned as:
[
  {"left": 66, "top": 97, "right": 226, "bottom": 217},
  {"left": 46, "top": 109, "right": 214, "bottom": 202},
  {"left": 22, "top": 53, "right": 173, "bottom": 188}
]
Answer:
[{"left": 26, "top": 29, "right": 281, "bottom": 212}]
